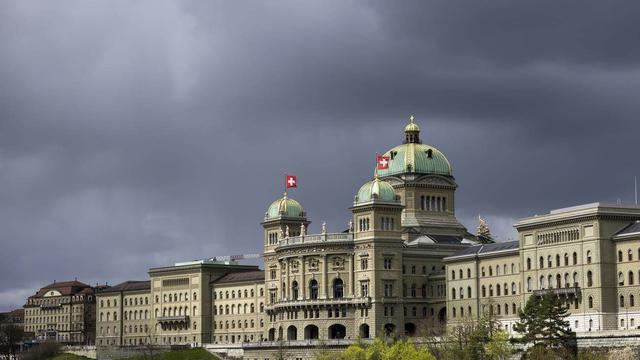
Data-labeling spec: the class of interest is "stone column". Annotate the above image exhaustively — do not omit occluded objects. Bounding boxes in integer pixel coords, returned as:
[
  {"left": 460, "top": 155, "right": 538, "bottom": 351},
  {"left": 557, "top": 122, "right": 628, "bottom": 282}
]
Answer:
[
  {"left": 322, "top": 254, "right": 328, "bottom": 299},
  {"left": 300, "top": 256, "right": 305, "bottom": 300},
  {"left": 349, "top": 253, "right": 355, "bottom": 297}
]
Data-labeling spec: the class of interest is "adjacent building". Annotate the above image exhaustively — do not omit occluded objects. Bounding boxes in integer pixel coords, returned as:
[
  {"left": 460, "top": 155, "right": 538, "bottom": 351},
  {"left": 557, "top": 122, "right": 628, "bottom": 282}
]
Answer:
[
  {"left": 23, "top": 280, "right": 97, "bottom": 344},
  {"left": 444, "top": 203, "right": 640, "bottom": 333}
]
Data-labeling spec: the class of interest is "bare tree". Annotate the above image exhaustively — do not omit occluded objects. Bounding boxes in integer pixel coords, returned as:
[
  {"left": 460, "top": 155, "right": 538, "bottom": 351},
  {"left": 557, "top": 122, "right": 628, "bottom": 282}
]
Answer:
[{"left": 0, "top": 323, "right": 24, "bottom": 360}]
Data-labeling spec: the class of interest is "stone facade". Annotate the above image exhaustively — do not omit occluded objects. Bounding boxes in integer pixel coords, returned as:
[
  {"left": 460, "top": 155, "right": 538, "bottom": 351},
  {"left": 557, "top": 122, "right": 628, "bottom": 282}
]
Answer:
[
  {"left": 23, "top": 280, "right": 97, "bottom": 344},
  {"left": 445, "top": 204, "right": 640, "bottom": 334}
]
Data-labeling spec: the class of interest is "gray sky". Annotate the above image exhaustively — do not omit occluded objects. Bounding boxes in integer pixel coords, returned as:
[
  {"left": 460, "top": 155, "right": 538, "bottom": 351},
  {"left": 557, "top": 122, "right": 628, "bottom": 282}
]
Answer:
[{"left": 1, "top": 1, "right": 639, "bottom": 311}]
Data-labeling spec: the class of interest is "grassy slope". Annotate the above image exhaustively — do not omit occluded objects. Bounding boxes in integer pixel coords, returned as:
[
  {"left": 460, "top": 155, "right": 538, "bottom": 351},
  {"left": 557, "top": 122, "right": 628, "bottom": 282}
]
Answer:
[
  {"left": 51, "top": 354, "right": 92, "bottom": 360},
  {"left": 125, "top": 348, "right": 220, "bottom": 360},
  {"left": 52, "top": 348, "right": 219, "bottom": 360}
]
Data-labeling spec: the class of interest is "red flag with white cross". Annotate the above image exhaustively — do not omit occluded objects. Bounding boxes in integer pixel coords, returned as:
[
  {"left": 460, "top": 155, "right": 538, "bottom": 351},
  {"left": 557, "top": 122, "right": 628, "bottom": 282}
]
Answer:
[
  {"left": 377, "top": 155, "right": 390, "bottom": 170},
  {"left": 285, "top": 175, "right": 297, "bottom": 189}
]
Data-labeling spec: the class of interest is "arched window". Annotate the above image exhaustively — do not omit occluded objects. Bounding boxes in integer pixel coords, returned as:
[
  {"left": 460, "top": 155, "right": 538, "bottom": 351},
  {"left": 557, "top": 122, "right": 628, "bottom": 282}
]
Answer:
[
  {"left": 291, "top": 281, "right": 299, "bottom": 300},
  {"left": 547, "top": 255, "right": 552, "bottom": 268},
  {"left": 333, "top": 278, "right": 344, "bottom": 298},
  {"left": 511, "top": 282, "right": 516, "bottom": 294},
  {"left": 618, "top": 250, "right": 623, "bottom": 262},
  {"left": 467, "top": 268, "right": 472, "bottom": 278},
  {"left": 526, "top": 277, "right": 532, "bottom": 292},
  {"left": 629, "top": 271, "right": 635, "bottom": 285},
  {"left": 556, "top": 254, "right": 560, "bottom": 267},
  {"left": 586, "top": 250, "right": 592, "bottom": 264},
  {"left": 573, "top": 252, "right": 578, "bottom": 265},
  {"left": 628, "top": 249, "right": 633, "bottom": 261},
  {"left": 539, "top": 257, "right": 544, "bottom": 269},
  {"left": 564, "top": 253, "right": 569, "bottom": 266},
  {"left": 309, "top": 279, "right": 319, "bottom": 300},
  {"left": 631, "top": 295, "right": 635, "bottom": 307},
  {"left": 451, "top": 288, "right": 456, "bottom": 300},
  {"left": 588, "top": 296, "right": 593, "bottom": 308},
  {"left": 489, "top": 267, "right": 493, "bottom": 276},
  {"left": 481, "top": 285, "right": 486, "bottom": 297},
  {"left": 620, "top": 295, "right": 625, "bottom": 307},
  {"left": 556, "top": 274, "right": 562, "bottom": 289},
  {"left": 496, "top": 284, "right": 501, "bottom": 296},
  {"left": 527, "top": 258, "right": 531, "bottom": 270},
  {"left": 540, "top": 276, "right": 545, "bottom": 289},
  {"left": 587, "top": 271, "right": 593, "bottom": 287},
  {"left": 467, "top": 286, "right": 472, "bottom": 298},
  {"left": 618, "top": 272, "right": 625, "bottom": 285}
]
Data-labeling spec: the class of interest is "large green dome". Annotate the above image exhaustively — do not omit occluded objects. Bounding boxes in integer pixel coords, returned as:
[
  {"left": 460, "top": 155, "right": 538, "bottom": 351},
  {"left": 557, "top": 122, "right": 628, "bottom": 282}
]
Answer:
[
  {"left": 355, "top": 177, "right": 397, "bottom": 204},
  {"left": 266, "top": 193, "right": 305, "bottom": 219},
  {"left": 377, "top": 116, "right": 452, "bottom": 177}
]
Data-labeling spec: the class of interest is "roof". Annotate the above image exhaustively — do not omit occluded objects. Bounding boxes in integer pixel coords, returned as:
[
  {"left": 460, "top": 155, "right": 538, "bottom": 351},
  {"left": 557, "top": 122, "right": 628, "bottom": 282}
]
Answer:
[
  {"left": 406, "top": 234, "right": 467, "bottom": 245},
  {"left": 445, "top": 240, "right": 520, "bottom": 260},
  {"left": 355, "top": 177, "right": 398, "bottom": 205},
  {"left": 29, "top": 280, "right": 92, "bottom": 298},
  {"left": 265, "top": 194, "right": 305, "bottom": 220},
  {"left": 615, "top": 221, "right": 640, "bottom": 237},
  {"left": 214, "top": 270, "right": 265, "bottom": 284},
  {"left": 98, "top": 281, "right": 151, "bottom": 294},
  {"left": 516, "top": 202, "right": 640, "bottom": 229}
]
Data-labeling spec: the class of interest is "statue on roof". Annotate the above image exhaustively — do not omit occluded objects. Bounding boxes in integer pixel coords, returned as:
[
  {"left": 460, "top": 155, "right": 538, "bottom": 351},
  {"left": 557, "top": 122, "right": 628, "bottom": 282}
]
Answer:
[{"left": 476, "top": 215, "right": 494, "bottom": 244}]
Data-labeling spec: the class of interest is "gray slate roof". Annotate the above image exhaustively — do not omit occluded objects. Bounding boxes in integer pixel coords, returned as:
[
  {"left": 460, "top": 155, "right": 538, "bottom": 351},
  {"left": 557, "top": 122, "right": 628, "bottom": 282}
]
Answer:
[
  {"left": 615, "top": 221, "right": 640, "bottom": 236},
  {"left": 214, "top": 270, "right": 265, "bottom": 284},
  {"left": 98, "top": 281, "right": 150, "bottom": 293},
  {"left": 447, "top": 240, "right": 519, "bottom": 259}
]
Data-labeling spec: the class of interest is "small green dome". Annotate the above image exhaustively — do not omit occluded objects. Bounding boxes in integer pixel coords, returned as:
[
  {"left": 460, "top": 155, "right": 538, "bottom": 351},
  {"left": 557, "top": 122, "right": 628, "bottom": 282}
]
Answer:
[
  {"left": 355, "top": 177, "right": 397, "bottom": 204},
  {"left": 266, "top": 194, "right": 305, "bottom": 219}
]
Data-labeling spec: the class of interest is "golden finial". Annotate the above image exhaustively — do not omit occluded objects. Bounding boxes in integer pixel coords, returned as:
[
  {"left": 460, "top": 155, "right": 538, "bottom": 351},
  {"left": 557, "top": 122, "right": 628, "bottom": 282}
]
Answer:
[{"left": 410, "top": 115, "right": 415, "bottom": 123}]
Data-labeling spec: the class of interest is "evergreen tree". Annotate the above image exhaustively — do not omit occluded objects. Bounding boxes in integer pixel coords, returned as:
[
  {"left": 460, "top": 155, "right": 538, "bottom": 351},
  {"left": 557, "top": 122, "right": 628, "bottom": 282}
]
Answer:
[{"left": 514, "top": 293, "right": 575, "bottom": 355}]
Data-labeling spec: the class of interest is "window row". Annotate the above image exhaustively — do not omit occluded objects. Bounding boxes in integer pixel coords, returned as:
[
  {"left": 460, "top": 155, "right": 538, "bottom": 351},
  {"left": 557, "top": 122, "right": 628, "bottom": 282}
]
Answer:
[
  {"left": 358, "top": 217, "right": 371, "bottom": 231},
  {"left": 214, "top": 302, "right": 263, "bottom": 315},
  {"left": 215, "top": 288, "right": 262, "bottom": 300},
  {"left": 618, "top": 249, "right": 640, "bottom": 263},
  {"left": 420, "top": 195, "right": 447, "bottom": 212},
  {"left": 379, "top": 217, "right": 395, "bottom": 230},
  {"left": 215, "top": 318, "right": 260, "bottom": 330},
  {"left": 478, "top": 282, "right": 519, "bottom": 298},
  {"left": 477, "top": 263, "right": 518, "bottom": 278},
  {"left": 527, "top": 252, "right": 579, "bottom": 270},
  {"left": 160, "top": 292, "right": 196, "bottom": 303}
]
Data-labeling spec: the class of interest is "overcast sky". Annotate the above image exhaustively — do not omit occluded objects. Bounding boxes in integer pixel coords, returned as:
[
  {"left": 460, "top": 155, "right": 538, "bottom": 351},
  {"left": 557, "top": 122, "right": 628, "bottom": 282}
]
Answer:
[{"left": 1, "top": 1, "right": 640, "bottom": 311}]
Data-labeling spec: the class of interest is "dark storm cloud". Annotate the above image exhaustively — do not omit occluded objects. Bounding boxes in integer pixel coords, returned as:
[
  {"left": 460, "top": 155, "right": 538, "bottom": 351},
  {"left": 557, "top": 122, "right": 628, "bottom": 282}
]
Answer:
[{"left": 1, "top": 1, "right": 639, "bottom": 310}]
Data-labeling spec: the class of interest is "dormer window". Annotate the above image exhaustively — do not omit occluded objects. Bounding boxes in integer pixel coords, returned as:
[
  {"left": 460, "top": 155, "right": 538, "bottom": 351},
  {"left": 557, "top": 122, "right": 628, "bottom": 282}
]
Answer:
[{"left": 426, "top": 149, "right": 433, "bottom": 158}]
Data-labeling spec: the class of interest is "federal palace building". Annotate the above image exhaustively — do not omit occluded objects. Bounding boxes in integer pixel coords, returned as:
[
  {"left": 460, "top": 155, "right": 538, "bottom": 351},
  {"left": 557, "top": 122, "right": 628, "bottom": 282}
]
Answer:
[{"left": 22, "top": 117, "right": 640, "bottom": 356}]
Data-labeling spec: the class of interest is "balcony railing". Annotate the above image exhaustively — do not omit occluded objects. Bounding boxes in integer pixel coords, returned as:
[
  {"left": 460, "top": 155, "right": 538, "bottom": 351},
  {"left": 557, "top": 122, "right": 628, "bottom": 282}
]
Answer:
[
  {"left": 277, "top": 233, "right": 354, "bottom": 247},
  {"left": 533, "top": 286, "right": 580, "bottom": 297},
  {"left": 265, "top": 296, "right": 371, "bottom": 311},
  {"left": 156, "top": 315, "right": 189, "bottom": 323}
]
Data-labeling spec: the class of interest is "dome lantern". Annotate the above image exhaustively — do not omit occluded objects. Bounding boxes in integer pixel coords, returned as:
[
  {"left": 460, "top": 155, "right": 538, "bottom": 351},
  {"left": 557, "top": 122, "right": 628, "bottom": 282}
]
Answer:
[{"left": 404, "top": 115, "right": 421, "bottom": 144}]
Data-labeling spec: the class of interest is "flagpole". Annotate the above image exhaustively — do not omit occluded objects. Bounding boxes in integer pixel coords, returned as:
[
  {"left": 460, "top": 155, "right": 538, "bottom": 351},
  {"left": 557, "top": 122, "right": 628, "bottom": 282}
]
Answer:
[{"left": 635, "top": 176, "right": 638, "bottom": 205}]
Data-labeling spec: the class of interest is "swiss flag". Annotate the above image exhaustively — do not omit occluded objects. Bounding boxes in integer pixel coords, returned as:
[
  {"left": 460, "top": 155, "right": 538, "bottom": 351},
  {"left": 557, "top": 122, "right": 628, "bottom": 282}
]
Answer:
[
  {"left": 377, "top": 155, "right": 390, "bottom": 170},
  {"left": 285, "top": 175, "right": 297, "bottom": 188}
]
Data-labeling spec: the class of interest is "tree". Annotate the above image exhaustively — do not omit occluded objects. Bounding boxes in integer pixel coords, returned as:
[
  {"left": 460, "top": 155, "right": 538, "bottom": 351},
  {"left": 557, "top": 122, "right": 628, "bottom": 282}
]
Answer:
[
  {"left": 484, "top": 330, "right": 512, "bottom": 360},
  {"left": 341, "top": 343, "right": 367, "bottom": 360},
  {"left": 514, "top": 293, "right": 575, "bottom": 356},
  {"left": 0, "top": 322, "right": 24, "bottom": 359}
]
